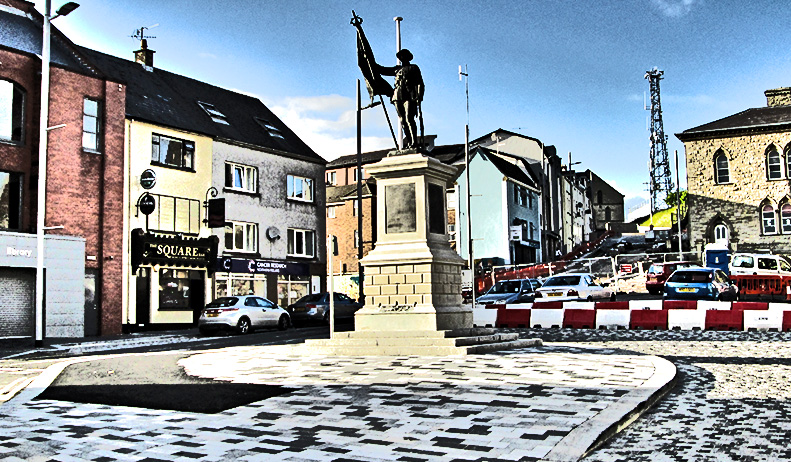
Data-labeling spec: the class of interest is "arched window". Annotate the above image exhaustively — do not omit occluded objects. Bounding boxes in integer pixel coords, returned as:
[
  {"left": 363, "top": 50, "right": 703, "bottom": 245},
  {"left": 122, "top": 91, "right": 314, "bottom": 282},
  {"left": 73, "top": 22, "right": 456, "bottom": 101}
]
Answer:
[
  {"left": 596, "top": 190, "right": 603, "bottom": 204},
  {"left": 781, "top": 203, "right": 791, "bottom": 234},
  {"left": 714, "top": 224, "right": 729, "bottom": 244},
  {"left": 766, "top": 146, "right": 783, "bottom": 180},
  {"left": 786, "top": 145, "right": 791, "bottom": 180},
  {"left": 714, "top": 152, "right": 729, "bottom": 184},
  {"left": 0, "top": 79, "right": 25, "bottom": 143},
  {"left": 762, "top": 204, "right": 777, "bottom": 234},
  {"left": 605, "top": 207, "right": 611, "bottom": 221}
]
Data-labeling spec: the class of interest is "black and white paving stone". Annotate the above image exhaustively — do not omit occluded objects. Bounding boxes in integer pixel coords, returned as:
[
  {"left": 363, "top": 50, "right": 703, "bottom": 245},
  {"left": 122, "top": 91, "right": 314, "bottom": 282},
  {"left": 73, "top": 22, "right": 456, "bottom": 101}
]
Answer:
[
  {"left": 0, "top": 345, "right": 672, "bottom": 462},
  {"left": 506, "top": 328, "right": 791, "bottom": 462}
]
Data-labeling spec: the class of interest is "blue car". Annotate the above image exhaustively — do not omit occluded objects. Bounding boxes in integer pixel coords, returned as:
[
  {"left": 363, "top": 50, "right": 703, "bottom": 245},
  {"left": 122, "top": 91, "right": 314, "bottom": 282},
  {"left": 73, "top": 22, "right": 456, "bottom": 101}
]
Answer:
[{"left": 663, "top": 267, "right": 739, "bottom": 301}]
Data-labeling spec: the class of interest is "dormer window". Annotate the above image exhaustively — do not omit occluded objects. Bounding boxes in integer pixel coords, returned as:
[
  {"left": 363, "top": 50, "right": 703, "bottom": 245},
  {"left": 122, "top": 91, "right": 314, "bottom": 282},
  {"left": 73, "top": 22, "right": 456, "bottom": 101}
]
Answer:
[
  {"left": 198, "top": 101, "right": 229, "bottom": 125},
  {"left": 254, "top": 117, "right": 285, "bottom": 139}
]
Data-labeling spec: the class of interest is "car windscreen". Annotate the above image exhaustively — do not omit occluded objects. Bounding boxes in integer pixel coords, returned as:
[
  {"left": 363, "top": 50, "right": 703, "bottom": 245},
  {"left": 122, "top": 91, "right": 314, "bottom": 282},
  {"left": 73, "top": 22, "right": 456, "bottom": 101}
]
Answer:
[
  {"left": 668, "top": 271, "right": 712, "bottom": 283},
  {"left": 205, "top": 297, "right": 238, "bottom": 308},
  {"left": 296, "top": 293, "right": 325, "bottom": 304},
  {"left": 732, "top": 255, "right": 754, "bottom": 268},
  {"left": 543, "top": 275, "right": 581, "bottom": 287},
  {"left": 648, "top": 265, "right": 663, "bottom": 274},
  {"left": 488, "top": 281, "right": 522, "bottom": 293}
]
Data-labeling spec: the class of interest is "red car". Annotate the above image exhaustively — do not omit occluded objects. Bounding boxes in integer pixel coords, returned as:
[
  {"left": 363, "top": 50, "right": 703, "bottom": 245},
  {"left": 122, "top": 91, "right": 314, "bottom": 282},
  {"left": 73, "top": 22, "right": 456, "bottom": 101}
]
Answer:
[{"left": 646, "top": 262, "right": 698, "bottom": 295}]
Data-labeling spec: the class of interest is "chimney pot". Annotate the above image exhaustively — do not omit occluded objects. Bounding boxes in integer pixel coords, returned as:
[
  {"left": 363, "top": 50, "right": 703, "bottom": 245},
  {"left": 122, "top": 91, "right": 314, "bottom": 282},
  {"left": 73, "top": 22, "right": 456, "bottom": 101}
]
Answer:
[
  {"left": 765, "top": 87, "right": 791, "bottom": 107},
  {"left": 134, "top": 40, "right": 155, "bottom": 69}
]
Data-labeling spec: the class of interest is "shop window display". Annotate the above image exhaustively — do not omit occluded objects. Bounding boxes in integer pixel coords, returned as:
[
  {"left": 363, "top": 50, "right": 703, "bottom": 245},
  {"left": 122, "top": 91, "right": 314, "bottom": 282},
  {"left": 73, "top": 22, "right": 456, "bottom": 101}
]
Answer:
[
  {"left": 277, "top": 275, "right": 309, "bottom": 307},
  {"left": 159, "top": 269, "right": 201, "bottom": 309}
]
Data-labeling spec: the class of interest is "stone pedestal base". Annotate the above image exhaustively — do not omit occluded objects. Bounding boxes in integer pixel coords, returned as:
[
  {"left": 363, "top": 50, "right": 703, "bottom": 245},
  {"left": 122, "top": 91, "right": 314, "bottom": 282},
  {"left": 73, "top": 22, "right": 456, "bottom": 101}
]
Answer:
[{"left": 355, "top": 304, "right": 472, "bottom": 332}]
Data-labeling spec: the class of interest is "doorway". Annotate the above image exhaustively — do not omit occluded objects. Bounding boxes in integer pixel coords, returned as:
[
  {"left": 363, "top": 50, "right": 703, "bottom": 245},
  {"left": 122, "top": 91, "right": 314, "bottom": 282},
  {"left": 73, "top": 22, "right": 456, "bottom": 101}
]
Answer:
[
  {"left": 84, "top": 269, "right": 100, "bottom": 336},
  {"left": 135, "top": 268, "right": 150, "bottom": 325}
]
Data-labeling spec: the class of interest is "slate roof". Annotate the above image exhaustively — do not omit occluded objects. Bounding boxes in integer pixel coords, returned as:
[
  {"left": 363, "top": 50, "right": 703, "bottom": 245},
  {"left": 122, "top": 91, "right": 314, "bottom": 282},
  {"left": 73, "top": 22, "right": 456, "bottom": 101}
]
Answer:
[
  {"left": 78, "top": 47, "right": 323, "bottom": 164},
  {"left": 477, "top": 147, "right": 539, "bottom": 189},
  {"left": 327, "top": 143, "right": 465, "bottom": 168},
  {"left": 677, "top": 106, "right": 791, "bottom": 140},
  {"left": 0, "top": 5, "right": 322, "bottom": 164},
  {"left": 326, "top": 181, "right": 374, "bottom": 203},
  {"left": 0, "top": 8, "right": 99, "bottom": 75}
]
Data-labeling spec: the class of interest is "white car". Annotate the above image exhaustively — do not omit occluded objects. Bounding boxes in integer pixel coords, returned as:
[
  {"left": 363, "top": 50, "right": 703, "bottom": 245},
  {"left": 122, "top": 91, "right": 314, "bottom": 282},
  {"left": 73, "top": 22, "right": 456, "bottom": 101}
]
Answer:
[
  {"left": 534, "top": 272, "right": 615, "bottom": 302},
  {"left": 729, "top": 253, "right": 791, "bottom": 276},
  {"left": 198, "top": 295, "right": 290, "bottom": 335}
]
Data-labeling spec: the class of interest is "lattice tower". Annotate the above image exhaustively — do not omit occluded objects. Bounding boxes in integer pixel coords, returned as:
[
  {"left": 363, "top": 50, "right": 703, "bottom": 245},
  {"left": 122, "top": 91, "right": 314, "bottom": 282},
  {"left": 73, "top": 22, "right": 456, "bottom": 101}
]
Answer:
[{"left": 645, "top": 68, "right": 673, "bottom": 212}]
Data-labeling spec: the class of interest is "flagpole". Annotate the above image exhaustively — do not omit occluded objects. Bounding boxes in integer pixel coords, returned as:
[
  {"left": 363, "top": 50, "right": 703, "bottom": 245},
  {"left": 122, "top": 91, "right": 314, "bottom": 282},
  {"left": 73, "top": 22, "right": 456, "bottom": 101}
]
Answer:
[{"left": 394, "top": 16, "right": 403, "bottom": 150}]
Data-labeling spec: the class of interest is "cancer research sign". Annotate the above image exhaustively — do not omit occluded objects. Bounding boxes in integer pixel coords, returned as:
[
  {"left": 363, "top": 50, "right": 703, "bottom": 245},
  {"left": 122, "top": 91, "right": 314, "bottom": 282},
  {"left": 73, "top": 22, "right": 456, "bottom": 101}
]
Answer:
[{"left": 217, "top": 257, "right": 309, "bottom": 276}]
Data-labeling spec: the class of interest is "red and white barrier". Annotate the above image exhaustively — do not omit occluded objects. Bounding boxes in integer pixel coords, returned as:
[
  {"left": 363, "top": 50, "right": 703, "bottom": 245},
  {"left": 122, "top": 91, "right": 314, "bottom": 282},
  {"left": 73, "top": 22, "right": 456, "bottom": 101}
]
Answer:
[
  {"left": 480, "top": 299, "right": 791, "bottom": 331},
  {"left": 530, "top": 307, "right": 564, "bottom": 328}
]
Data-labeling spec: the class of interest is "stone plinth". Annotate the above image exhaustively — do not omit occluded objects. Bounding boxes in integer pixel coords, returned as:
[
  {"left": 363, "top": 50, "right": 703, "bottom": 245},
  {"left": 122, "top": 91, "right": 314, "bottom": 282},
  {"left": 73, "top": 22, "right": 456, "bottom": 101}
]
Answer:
[{"left": 355, "top": 152, "right": 471, "bottom": 332}]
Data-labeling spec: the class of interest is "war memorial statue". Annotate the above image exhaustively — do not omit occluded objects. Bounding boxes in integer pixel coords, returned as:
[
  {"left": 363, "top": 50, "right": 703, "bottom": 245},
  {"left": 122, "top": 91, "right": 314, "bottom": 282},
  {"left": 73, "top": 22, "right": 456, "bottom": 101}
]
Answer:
[{"left": 351, "top": 11, "right": 424, "bottom": 150}]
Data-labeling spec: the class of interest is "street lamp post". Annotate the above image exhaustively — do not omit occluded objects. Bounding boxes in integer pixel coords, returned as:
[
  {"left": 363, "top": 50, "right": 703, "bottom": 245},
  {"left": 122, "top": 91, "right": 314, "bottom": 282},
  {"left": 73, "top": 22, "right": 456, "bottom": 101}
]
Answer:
[{"left": 35, "top": 1, "right": 79, "bottom": 347}]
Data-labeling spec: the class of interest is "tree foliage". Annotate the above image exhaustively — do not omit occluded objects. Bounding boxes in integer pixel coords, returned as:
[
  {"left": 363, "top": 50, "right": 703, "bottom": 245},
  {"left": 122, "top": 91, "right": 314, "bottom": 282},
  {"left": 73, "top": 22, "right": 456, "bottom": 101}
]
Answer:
[{"left": 665, "top": 189, "right": 687, "bottom": 208}]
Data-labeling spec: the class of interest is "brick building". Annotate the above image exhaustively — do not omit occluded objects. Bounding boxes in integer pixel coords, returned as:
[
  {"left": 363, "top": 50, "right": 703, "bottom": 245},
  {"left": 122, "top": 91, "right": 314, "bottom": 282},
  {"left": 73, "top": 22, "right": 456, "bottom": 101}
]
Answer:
[
  {"left": 1, "top": 0, "right": 125, "bottom": 340},
  {"left": 677, "top": 87, "right": 791, "bottom": 255}
]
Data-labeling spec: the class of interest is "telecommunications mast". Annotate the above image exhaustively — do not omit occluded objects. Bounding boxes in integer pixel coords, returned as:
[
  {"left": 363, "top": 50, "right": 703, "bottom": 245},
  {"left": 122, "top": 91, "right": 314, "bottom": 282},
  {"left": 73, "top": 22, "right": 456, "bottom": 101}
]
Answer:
[{"left": 644, "top": 67, "right": 673, "bottom": 212}]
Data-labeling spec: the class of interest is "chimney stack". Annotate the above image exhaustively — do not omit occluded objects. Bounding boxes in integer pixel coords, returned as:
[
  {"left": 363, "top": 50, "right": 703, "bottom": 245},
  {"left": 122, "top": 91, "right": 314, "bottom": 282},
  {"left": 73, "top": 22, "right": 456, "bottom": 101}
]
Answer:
[
  {"left": 134, "top": 38, "right": 155, "bottom": 69},
  {"left": 765, "top": 87, "right": 791, "bottom": 107}
]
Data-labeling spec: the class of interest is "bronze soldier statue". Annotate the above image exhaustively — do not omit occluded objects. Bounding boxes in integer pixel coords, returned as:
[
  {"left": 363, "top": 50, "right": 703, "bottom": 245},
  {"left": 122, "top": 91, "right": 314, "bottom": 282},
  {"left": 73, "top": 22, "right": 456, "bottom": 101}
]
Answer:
[{"left": 376, "top": 49, "right": 424, "bottom": 149}]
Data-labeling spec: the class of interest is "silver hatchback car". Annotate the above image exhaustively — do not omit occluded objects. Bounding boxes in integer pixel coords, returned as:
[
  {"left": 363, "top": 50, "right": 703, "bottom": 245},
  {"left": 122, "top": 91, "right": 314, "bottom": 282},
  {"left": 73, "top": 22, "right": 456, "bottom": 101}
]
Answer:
[{"left": 198, "top": 295, "right": 290, "bottom": 335}]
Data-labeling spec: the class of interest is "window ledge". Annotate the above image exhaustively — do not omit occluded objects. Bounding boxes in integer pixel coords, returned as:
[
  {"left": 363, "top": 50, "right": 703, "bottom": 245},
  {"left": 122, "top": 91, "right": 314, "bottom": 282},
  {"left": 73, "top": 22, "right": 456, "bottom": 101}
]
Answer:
[
  {"left": 714, "top": 181, "right": 733, "bottom": 185},
  {"left": 151, "top": 161, "right": 195, "bottom": 173},
  {"left": 286, "top": 254, "right": 316, "bottom": 260},
  {"left": 223, "top": 187, "right": 260, "bottom": 197},
  {"left": 82, "top": 148, "right": 102, "bottom": 155},
  {"left": 223, "top": 250, "right": 260, "bottom": 257},
  {"left": 286, "top": 198, "right": 315, "bottom": 205}
]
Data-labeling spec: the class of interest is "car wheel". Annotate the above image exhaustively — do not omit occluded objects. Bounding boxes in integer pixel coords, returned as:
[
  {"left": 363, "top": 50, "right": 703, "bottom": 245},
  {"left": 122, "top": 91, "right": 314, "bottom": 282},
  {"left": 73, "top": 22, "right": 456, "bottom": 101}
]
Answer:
[
  {"left": 586, "top": 296, "right": 593, "bottom": 302},
  {"left": 278, "top": 315, "right": 289, "bottom": 331},
  {"left": 323, "top": 310, "right": 330, "bottom": 325},
  {"left": 610, "top": 293, "right": 616, "bottom": 302},
  {"left": 236, "top": 317, "right": 251, "bottom": 335},
  {"left": 198, "top": 326, "right": 212, "bottom": 336}
]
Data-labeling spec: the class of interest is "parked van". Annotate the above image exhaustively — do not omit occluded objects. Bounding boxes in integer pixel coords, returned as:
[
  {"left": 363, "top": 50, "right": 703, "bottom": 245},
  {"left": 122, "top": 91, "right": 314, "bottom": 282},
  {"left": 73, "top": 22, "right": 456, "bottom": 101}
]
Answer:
[{"left": 729, "top": 253, "right": 791, "bottom": 276}]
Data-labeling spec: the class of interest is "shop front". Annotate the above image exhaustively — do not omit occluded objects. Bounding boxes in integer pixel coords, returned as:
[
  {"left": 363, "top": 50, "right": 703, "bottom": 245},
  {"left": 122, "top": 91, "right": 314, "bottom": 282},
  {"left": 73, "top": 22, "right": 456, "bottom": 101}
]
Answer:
[
  {"left": 213, "top": 257, "right": 321, "bottom": 308},
  {"left": 129, "top": 229, "right": 219, "bottom": 329},
  {"left": 0, "top": 232, "right": 85, "bottom": 341}
]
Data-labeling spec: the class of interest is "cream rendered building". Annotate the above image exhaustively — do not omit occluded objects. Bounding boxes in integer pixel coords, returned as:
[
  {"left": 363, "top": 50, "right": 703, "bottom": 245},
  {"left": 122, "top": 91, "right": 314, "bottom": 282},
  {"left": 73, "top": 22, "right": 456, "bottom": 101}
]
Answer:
[{"left": 123, "top": 120, "right": 214, "bottom": 327}]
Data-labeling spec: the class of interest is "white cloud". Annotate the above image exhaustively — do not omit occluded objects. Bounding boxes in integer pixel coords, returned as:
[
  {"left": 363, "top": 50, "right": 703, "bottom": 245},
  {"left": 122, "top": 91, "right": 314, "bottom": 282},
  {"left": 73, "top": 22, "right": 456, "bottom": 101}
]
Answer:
[
  {"left": 651, "top": 0, "right": 698, "bottom": 17},
  {"left": 198, "top": 52, "right": 217, "bottom": 59},
  {"left": 266, "top": 94, "right": 395, "bottom": 161}
]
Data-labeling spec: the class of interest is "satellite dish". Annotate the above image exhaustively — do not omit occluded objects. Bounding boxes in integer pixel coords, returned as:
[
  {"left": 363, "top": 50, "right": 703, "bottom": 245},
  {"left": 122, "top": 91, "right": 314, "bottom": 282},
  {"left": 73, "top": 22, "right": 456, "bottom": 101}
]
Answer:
[{"left": 266, "top": 226, "right": 281, "bottom": 241}]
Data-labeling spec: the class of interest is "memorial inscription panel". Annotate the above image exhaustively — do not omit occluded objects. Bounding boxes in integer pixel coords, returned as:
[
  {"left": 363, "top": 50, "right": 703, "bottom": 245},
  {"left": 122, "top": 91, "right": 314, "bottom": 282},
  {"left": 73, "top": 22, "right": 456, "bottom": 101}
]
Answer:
[
  {"left": 385, "top": 183, "right": 417, "bottom": 233},
  {"left": 428, "top": 183, "right": 445, "bottom": 234}
]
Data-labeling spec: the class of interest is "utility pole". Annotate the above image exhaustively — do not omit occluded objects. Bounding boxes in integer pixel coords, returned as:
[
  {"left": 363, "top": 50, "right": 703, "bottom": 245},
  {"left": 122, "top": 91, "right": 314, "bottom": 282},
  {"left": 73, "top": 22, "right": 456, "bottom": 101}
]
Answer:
[
  {"left": 459, "top": 65, "right": 474, "bottom": 310},
  {"left": 645, "top": 68, "right": 673, "bottom": 213}
]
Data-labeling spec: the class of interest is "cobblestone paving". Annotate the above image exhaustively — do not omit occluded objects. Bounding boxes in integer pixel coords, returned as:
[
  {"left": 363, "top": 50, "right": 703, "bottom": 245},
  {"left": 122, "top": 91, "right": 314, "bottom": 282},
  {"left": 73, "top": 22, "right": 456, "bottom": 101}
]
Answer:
[
  {"left": 0, "top": 346, "right": 670, "bottom": 462},
  {"left": 507, "top": 328, "right": 791, "bottom": 462}
]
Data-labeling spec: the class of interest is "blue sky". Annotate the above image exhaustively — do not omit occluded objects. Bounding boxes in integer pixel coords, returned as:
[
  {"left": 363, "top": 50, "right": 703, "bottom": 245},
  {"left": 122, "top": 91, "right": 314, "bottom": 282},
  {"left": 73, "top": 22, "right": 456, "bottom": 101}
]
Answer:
[{"left": 36, "top": 0, "right": 791, "bottom": 204}]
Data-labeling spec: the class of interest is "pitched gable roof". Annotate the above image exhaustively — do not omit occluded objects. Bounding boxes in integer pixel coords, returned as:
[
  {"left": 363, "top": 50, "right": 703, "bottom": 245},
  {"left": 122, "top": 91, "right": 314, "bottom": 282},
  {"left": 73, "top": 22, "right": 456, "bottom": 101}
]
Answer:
[
  {"left": 0, "top": 7, "right": 100, "bottom": 76},
  {"left": 327, "top": 144, "right": 465, "bottom": 168},
  {"left": 476, "top": 147, "right": 539, "bottom": 189},
  {"left": 677, "top": 106, "right": 791, "bottom": 141},
  {"left": 77, "top": 46, "right": 324, "bottom": 164}
]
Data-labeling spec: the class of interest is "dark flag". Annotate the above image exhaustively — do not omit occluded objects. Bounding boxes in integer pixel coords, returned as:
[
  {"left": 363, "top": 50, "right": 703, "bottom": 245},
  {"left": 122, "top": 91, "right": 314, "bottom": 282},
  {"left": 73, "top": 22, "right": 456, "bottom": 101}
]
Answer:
[{"left": 351, "top": 11, "right": 393, "bottom": 102}]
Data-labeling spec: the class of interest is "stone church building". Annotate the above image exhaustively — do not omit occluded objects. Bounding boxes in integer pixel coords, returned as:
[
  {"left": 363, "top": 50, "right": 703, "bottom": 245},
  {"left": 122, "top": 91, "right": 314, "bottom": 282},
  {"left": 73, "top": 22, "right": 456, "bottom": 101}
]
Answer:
[{"left": 677, "top": 87, "right": 791, "bottom": 255}]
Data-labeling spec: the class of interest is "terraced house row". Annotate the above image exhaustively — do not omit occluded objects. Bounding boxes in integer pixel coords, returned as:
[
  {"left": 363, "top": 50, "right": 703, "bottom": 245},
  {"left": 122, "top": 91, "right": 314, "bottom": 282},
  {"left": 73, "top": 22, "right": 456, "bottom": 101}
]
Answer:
[{"left": 0, "top": 0, "right": 326, "bottom": 340}]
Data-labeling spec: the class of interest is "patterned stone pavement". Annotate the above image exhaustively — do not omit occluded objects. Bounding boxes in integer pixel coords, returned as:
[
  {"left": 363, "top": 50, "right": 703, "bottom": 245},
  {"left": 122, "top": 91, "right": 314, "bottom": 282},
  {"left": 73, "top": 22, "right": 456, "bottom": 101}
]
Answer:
[
  {"left": 506, "top": 329, "right": 791, "bottom": 462},
  {"left": 0, "top": 345, "right": 673, "bottom": 462}
]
